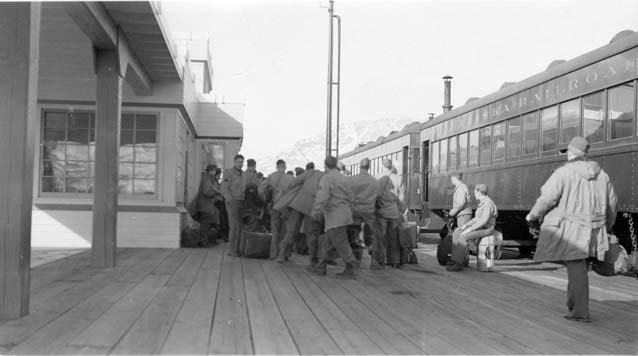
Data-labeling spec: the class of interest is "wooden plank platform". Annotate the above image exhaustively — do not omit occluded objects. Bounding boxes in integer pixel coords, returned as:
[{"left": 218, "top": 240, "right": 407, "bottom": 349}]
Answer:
[{"left": 0, "top": 242, "right": 636, "bottom": 355}]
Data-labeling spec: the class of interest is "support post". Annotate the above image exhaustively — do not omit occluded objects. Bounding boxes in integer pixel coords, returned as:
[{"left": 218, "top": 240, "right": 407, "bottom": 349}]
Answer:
[
  {"left": 0, "top": 2, "right": 40, "bottom": 319},
  {"left": 92, "top": 50, "right": 123, "bottom": 268}
]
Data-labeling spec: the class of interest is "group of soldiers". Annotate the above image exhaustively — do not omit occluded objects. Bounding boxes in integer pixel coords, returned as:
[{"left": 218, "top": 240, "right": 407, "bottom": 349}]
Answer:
[{"left": 197, "top": 135, "right": 619, "bottom": 322}]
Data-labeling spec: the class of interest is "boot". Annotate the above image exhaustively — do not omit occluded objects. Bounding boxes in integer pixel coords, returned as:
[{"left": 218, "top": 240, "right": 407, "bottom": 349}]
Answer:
[
  {"left": 335, "top": 262, "right": 357, "bottom": 279},
  {"left": 305, "top": 257, "right": 319, "bottom": 272},
  {"left": 370, "top": 255, "right": 381, "bottom": 270},
  {"left": 311, "top": 261, "right": 327, "bottom": 276}
]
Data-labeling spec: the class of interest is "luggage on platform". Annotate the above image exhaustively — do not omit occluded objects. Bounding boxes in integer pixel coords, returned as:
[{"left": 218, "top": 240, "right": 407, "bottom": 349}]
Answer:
[
  {"left": 242, "top": 231, "right": 272, "bottom": 258},
  {"left": 437, "top": 233, "right": 452, "bottom": 265},
  {"left": 398, "top": 221, "right": 417, "bottom": 249},
  {"left": 477, "top": 234, "right": 495, "bottom": 272}
]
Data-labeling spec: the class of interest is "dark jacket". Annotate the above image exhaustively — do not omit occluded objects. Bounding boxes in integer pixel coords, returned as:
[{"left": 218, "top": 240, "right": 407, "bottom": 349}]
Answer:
[
  {"left": 289, "top": 169, "right": 324, "bottom": 216},
  {"left": 197, "top": 174, "right": 222, "bottom": 222},
  {"left": 311, "top": 168, "right": 354, "bottom": 230},
  {"left": 350, "top": 171, "right": 379, "bottom": 216}
]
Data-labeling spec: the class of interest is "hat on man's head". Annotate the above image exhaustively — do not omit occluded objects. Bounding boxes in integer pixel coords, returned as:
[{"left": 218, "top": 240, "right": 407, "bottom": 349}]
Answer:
[
  {"left": 360, "top": 158, "right": 370, "bottom": 169},
  {"left": 475, "top": 183, "right": 488, "bottom": 194},
  {"left": 325, "top": 155, "right": 338, "bottom": 169},
  {"left": 568, "top": 136, "right": 589, "bottom": 158},
  {"left": 206, "top": 164, "right": 217, "bottom": 173},
  {"left": 382, "top": 158, "right": 392, "bottom": 169}
]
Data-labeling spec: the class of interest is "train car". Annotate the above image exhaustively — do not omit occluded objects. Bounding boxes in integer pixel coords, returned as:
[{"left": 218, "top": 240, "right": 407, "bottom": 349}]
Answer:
[
  {"left": 339, "top": 122, "right": 423, "bottom": 212},
  {"left": 420, "top": 30, "right": 638, "bottom": 253}
]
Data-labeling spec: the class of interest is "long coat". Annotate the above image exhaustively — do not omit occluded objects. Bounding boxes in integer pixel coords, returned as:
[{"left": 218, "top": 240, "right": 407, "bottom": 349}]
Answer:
[
  {"left": 350, "top": 171, "right": 379, "bottom": 216},
  {"left": 311, "top": 168, "right": 354, "bottom": 230},
  {"left": 197, "top": 174, "right": 222, "bottom": 223},
  {"left": 289, "top": 169, "right": 324, "bottom": 216},
  {"left": 529, "top": 159, "right": 617, "bottom": 262},
  {"left": 376, "top": 176, "right": 406, "bottom": 220}
]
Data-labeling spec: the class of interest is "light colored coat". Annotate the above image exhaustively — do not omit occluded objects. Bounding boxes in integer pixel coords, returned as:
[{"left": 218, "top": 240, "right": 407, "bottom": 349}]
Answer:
[
  {"left": 221, "top": 168, "right": 245, "bottom": 201},
  {"left": 529, "top": 159, "right": 617, "bottom": 262},
  {"left": 311, "top": 168, "right": 354, "bottom": 230},
  {"left": 376, "top": 176, "right": 406, "bottom": 220},
  {"left": 449, "top": 182, "right": 472, "bottom": 217},
  {"left": 259, "top": 170, "right": 293, "bottom": 205},
  {"left": 350, "top": 171, "right": 379, "bottom": 216}
]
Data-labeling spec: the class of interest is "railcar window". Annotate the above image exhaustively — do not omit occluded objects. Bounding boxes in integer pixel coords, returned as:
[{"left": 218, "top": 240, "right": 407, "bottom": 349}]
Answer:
[
  {"left": 440, "top": 138, "right": 448, "bottom": 172},
  {"left": 469, "top": 130, "right": 479, "bottom": 167},
  {"left": 492, "top": 122, "right": 506, "bottom": 161},
  {"left": 479, "top": 126, "right": 492, "bottom": 166},
  {"left": 448, "top": 136, "right": 457, "bottom": 171},
  {"left": 608, "top": 82, "right": 635, "bottom": 140},
  {"left": 507, "top": 117, "right": 522, "bottom": 158},
  {"left": 458, "top": 132, "right": 468, "bottom": 169},
  {"left": 541, "top": 106, "right": 558, "bottom": 152},
  {"left": 560, "top": 98, "right": 581, "bottom": 144},
  {"left": 523, "top": 111, "right": 539, "bottom": 155},
  {"left": 583, "top": 91, "right": 605, "bottom": 143},
  {"left": 432, "top": 141, "right": 440, "bottom": 173}
]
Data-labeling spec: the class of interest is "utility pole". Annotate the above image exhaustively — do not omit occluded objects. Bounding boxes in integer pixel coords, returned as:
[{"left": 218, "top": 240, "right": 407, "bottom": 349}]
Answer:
[{"left": 325, "top": 0, "right": 341, "bottom": 158}]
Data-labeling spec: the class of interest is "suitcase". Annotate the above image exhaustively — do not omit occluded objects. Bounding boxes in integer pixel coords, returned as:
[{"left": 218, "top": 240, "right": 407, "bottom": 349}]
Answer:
[
  {"left": 243, "top": 231, "right": 272, "bottom": 258},
  {"left": 398, "top": 221, "right": 417, "bottom": 249}
]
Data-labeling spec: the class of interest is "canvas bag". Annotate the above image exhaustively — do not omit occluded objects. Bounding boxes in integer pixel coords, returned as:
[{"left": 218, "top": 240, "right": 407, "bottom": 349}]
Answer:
[{"left": 592, "top": 234, "right": 629, "bottom": 276}]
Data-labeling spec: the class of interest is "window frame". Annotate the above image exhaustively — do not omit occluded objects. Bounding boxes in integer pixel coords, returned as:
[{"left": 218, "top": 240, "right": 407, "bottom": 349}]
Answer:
[
  {"left": 582, "top": 90, "right": 607, "bottom": 146},
  {"left": 506, "top": 116, "right": 522, "bottom": 161},
  {"left": 607, "top": 80, "right": 636, "bottom": 142},
  {"left": 540, "top": 105, "right": 559, "bottom": 154},
  {"left": 492, "top": 121, "right": 506, "bottom": 163},
  {"left": 479, "top": 125, "right": 492, "bottom": 167},
  {"left": 468, "top": 129, "right": 479, "bottom": 167},
  {"left": 522, "top": 110, "right": 540, "bottom": 157}
]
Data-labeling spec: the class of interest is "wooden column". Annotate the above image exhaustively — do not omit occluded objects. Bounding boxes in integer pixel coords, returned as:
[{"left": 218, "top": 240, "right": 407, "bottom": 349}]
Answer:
[
  {"left": 92, "top": 50, "right": 123, "bottom": 268},
  {"left": 0, "top": 3, "right": 40, "bottom": 319}
]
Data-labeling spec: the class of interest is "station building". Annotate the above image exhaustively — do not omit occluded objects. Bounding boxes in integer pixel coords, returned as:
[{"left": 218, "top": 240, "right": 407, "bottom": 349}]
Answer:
[{"left": 29, "top": 3, "right": 244, "bottom": 249}]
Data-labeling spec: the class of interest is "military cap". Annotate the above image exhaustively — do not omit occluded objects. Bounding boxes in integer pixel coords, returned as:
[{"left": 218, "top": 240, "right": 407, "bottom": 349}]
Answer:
[
  {"left": 360, "top": 158, "right": 370, "bottom": 169},
  {"left": 475, "top": 183, "right": 488, "bottom": 194},
  {"left": 568, "top": 136, "right": 589, "bottom": 157},
  {"left": 205, "top": 164, "right": 217, "bottom": 173}
]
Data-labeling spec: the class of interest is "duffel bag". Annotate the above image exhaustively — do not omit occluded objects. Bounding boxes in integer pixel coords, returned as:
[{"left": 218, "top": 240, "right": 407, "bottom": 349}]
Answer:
[
  {"left": 243, "top": 231, "right": 272, "bottom": 259},
  {"left": 437, "top": 233, "right": 452, "bottom": 265},
  {"left": 398, "top": 221, "right": 417, "bottom": 249}
]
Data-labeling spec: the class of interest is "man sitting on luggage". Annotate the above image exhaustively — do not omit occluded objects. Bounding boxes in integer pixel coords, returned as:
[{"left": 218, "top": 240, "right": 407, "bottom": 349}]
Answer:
[{"left": 446, "top": 183, "right": 498, "bottom": 272}]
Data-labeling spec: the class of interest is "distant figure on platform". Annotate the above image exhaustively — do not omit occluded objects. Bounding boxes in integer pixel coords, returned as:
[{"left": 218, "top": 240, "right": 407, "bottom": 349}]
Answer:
[
  {"left": 277, "top": 162, "right": 323, "bottom": 264},
  {"left": 337, "top": 161, "right": 351, "bottom": 176},
  {"left": 286, "top": 170, "right": 294, "bottom": 176},
  {"left": 244, "top": 159, "right": 261, "bottom": 187},
  {"left": 197, "top": 164, "right": 222, "bottom": 247},
  {"left": 448, "top": 172, "right": 473, "bottom": 227},
  {"left": 526, "top": 136, "right": 617, "bottom": 322},
  {"left": 222, "top": 154, "right": 246, "bottom": 257},
  {"left": 259, "top": 159, "right": 294, "bottom": 258},
  {"left": 376, "top": 172, "right": 406, "bottom": 268},
  {"left": 350, "top": 158, "right": 381, "bottom": 269},
  {"left": 381, "top": 158, "right": 404, "bottom": 202},
  {"left": 310, "top": 156, "right": 357, "bottom": 279},
  {"left": 447, "top": 184, "right": 498, "bottom": 272}
]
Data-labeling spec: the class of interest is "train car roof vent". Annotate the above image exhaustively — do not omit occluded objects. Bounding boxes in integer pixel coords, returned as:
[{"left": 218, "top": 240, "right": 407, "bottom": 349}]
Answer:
[
  {"left": 465, "top": 97, "right": 479, "bottom": 105},
  {"left": 610, "top": 30, "right": 636, "bottom": 43},
  {"left": 546, "top": 60, "right": 566, "bottom": 71},
  {"left": 376, "top": 136, "right": 385, "bottom": 143},
  {"left": 357, "top": 142, "right": 367, "bottom": 147},
  {"left": 499, "top": 82, "right": 516, "bottom": 90},
  {"left": 388, "top": 130, "right": 398, "bottom": 136}
]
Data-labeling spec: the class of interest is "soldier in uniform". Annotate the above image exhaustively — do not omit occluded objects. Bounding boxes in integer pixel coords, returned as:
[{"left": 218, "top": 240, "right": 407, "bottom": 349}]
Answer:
[
  {"left": 277, "top": 162, "right": 324, "bottom": 264},
  {"left": 381, "top": 158, "right": 404, "bottom": 202},
  {"left": 350, "top": 158, "right": 381, "bottom": 269},
  {"left": 446, "top": 183, "right": 498, "bottom": 272},
  {"left": 448, "top": 172, "right": 473, "bottom": 227},
  {"left": 221, "top": 154, "right": 246, "bottom": 257},
  {"left": 244, "top": 159, "right": 261, "bottom": 187},
  {"left": 376, "top": 173, "right": 406, "bottom": 268},
  {"left": 526, "top": 136, "right": 617, "bottom": 322},
  {"left": 197, "top": 164, "right": 222, "bottom": 247},
  {"left": 310, "top": 156, "right": 358, "bottom": 279},
  {"left": 259, "top": 159, "right": 294, "bottom": 258}
]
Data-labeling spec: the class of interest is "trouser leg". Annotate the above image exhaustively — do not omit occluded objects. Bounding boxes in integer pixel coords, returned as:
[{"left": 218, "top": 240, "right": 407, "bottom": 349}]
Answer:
[
  {"left": 566, "top": 259, "right": 589, "bottom": 318},
  {"left": 226, "top": 200, "right": 243, "bottom": 255},
  {"left": 362, "top": 214, "right": 377, "bottom": 252},
  {"left": 451, "top": 228, "right": 493, "bottom": 264},
  {"left": 278, "top": 209, "right": 303, "bottom": 261},
  {"left": 269, "top": 208, "right": 283, "bottom": 258},
  {"left": 375, "top": 217, "right": 387, "bottom": 264},
  {"left": 307, "top": 217, "right": 322, "bottom": 260},
  {"left": 326, "top": 226, "right": 356, "bottom": 264},
  {"left": 385, "top": 218, "right": 400, "bottom": 265},
  {"left": 199, "top": 213, "right": 213, "bottom": 246}
]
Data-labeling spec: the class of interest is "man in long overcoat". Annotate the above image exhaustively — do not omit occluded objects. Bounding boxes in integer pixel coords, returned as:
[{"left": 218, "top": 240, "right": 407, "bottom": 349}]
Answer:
[
  {"left": 350, "top": 158, "right": 381, "bottom": 269},
  {"left": 259, "top": 159, "right": 293, "bottom": 258},
  {"left": 222, "top": 154, "right": 246, "bottom": 257},
  {"left": 197, "top": 164, "right": 222, "bottom": 247},
  {"left": 526, "top": 136, "right": 618, "bottom": 322}
]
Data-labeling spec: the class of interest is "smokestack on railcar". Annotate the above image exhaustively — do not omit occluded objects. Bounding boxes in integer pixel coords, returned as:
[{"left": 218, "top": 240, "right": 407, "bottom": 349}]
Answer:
[{"left": 442, "top": 75, "right": 453, "bottom": 113}]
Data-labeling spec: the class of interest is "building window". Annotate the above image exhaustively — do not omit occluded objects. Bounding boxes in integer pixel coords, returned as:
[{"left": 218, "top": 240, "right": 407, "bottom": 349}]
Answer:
[
  {"left": 583, "top": 91, "right": 605, "bottom": 143},
  {"left": 458, "top": 132, "right": 468, "bottom": 169},
  {"left": 468, "top": 130, "right": 479, "bottom": 167},
  {"left": 200, "top": 142, "right": 225, "bottom": 172},
  {"left": 432, "top": 141, "right": 440, "bottom": 173},
  {"left": 608, "top": 82, "right": 635, "bottom": 140},
  {"left": 440, "top": 138, "right": 448, "bottom": 172},
  {"left": 507, "top": 117, "right": 522, "bottom": 158},
  {"left": 541, "top": 105, "right": 558, "bottom": 152},
  {"left": 492, "top": 122, "right": 506, "bottom": 161},
  {"left": 448, "top": 136, "right": 457, "bottom": 172},
  {"left": 479, "top": 126, "right": 491, "bottom": 166},
  {"left": 41, "top": 110, "right": 158, "bottom": 196},
  {"left": 523, "top": 111, "right": 539, "bottom": 155},
  {"left": 560, "top": 98, "right": 581, "bottom": 144}
]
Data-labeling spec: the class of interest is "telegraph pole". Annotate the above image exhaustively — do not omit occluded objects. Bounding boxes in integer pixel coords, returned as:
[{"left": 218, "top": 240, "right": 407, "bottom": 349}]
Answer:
[{"left": 325, "top": 0, "right": 341, "bottom": 158}]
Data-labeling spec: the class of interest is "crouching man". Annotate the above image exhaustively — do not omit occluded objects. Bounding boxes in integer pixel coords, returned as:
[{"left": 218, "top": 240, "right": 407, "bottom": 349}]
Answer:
[
  {"left": 310, "top": 156, "right": 358, "bottom": 279},
  {"left": 446, "top": 184, "right": 498, "bottom": 272}
]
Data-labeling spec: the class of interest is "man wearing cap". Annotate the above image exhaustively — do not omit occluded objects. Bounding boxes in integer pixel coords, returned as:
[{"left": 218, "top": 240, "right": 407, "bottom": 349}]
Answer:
[
  {"left": 311, "top": 156, "right": 358, "bottom": 279},
  {"left": 259, "top": 159, "right": 294, "bottom": 258},
  {"left": 244, "top": 159, "right": 261, "bottom": 187},
  {"left": 448, "top": 172, "right": 473, "bottom": 227},
  {"left": 222, "top": 154, "right": 246, "bottom": 257},
  {"left": 376, "top": 171, "right": 407, "bottom": 268},
  {"left": 277, "top": 162, "right": 324, "bottom": 264},
  {"left": 380, "top": 158, "right": 404, "bottom": 202},
  {"left": 350, "top": 158, "right": 381, "bottom": 269},
  {"left": 526, "top": 136, "right": 617, "bottom": 322},
  {"left": 197, "top": 164, "right": 223, "bottom": 247},
  {"left": 447, "top": 183, "right": 498, "bottom": 272}
]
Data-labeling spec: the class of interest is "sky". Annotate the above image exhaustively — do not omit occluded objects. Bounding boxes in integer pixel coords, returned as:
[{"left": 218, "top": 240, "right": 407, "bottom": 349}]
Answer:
[{"left": 161, "top": 0, "right": 638, "bottom": 159}]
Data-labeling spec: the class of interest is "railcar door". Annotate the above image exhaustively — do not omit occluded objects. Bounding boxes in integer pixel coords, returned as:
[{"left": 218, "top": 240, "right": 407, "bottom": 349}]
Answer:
[{"left": 421, "top": 140, "right": 429, "bottom": 202}]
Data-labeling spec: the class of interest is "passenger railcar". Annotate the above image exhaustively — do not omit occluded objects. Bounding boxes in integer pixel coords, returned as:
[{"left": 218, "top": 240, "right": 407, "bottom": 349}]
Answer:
[{"left": 421, "top": 30, "right": 638, "bottom": 252}]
